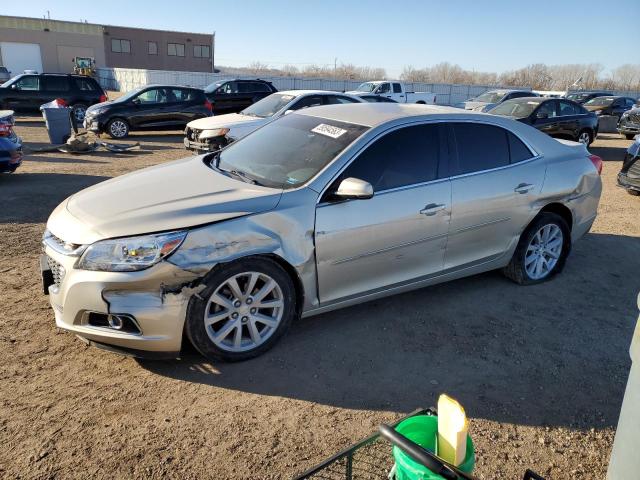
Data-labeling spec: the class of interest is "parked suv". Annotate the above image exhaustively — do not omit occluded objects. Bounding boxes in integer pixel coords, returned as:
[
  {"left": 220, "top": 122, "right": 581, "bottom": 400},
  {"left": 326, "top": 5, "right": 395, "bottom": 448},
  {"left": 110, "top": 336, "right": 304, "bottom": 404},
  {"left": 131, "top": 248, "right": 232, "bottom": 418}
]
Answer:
[
  {"left": 0, "top": 67, "right": 11, "bottom": 83},
  {"left": 84, "top": 85, "right": 211, "bottom": 139},
  {"left": 0, "top": 73, "right": 107, "bottom": 122},
  {"left": 203, "top": 79, "right": 277, "bottom": 115}
]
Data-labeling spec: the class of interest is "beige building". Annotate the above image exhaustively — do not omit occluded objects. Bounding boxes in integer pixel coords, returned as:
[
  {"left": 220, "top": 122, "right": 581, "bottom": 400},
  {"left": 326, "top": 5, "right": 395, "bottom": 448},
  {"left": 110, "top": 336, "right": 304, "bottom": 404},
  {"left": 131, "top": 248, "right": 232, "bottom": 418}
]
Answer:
[{"left": 0, "top": 15, "right": 213, "bottom": 75}]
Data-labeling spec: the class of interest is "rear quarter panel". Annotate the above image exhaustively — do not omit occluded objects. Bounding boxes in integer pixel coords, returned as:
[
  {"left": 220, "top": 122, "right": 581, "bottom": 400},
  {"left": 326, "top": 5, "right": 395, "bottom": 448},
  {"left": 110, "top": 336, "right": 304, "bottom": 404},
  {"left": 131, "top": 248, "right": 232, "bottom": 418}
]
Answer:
[{"left": 538, "top": 145, "right": 602, "bottom": 241}]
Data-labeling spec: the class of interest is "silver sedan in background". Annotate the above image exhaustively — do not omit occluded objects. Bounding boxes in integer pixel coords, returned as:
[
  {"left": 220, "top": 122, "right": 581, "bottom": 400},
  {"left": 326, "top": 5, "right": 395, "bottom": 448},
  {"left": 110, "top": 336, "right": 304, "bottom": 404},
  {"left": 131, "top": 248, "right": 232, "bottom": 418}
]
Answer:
[{"left": 42, "top": 104, "right": 603, "bottom": 361}]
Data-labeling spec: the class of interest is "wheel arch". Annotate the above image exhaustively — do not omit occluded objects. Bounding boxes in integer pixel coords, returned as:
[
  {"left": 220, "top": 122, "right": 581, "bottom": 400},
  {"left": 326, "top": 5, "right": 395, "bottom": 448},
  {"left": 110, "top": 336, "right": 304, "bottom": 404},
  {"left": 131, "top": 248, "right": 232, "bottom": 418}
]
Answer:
[{"left": 537, "top": 202, "right": 573, "bottom": 231}]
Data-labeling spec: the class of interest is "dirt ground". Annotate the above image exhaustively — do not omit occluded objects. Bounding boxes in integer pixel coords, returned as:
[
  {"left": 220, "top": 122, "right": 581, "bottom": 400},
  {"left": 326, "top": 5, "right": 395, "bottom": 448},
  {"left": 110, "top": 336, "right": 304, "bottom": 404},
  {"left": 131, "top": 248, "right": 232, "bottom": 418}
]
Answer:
[{"left": 0, "top": 115, "right": 639, "bottom": 480}]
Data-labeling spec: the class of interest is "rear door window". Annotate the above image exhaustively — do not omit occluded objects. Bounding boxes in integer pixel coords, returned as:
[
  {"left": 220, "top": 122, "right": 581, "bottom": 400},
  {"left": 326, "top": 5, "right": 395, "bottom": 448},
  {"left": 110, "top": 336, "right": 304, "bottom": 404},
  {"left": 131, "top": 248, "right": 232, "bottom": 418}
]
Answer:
[
  {"left": 558, "top": 100, "right": 579, "bottom": 116},
  {"left": 393, "top": 83, "right": 402, "bottom": 93},
  {"left": 451, "top": 123, "right": 510, "bottom": 175},
  {"left": 74, "top": 77, "right": 97, "bottom": 91},
  {"left": 340, "top": 124, "right": 443, "bottom": 191},
  {"left": 508, "top": 132, "right": 534, "bottom": 163},
  {"left": 171, "top": 88, "right": 197, "bottom": 102},
  {"left": 44, "top": 76, "right": 70, "bottom": 91}
]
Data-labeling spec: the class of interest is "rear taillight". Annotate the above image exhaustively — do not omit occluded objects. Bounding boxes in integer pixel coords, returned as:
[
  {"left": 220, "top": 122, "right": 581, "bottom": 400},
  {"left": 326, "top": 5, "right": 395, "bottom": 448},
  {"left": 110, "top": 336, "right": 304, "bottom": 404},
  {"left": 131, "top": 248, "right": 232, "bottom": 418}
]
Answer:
[
  {"left": 99, "top": 94, "right": 108, "bottom": 103},
  {"left": 589, "top": 154, "right": 603, "bottom": 175},
  {"left": 204, "top": 99, "right": 213, "bottom": 112}
]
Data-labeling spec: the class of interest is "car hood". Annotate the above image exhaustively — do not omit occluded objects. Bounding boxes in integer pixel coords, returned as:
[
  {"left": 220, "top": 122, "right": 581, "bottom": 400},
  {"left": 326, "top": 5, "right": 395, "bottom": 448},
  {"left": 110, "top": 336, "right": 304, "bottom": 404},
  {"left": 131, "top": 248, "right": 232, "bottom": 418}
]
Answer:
[
  {"left": 187, "top": 113, "right": 263, "bottom": 130},
  {"left": 584, "top": 105, "right": 606, "bottom": 112},
  {"left": 47, "top": 155, "right": 282, "bottom": 245},
  {"left": 461, "top": 100, "right": 489, "bottom": 110}
]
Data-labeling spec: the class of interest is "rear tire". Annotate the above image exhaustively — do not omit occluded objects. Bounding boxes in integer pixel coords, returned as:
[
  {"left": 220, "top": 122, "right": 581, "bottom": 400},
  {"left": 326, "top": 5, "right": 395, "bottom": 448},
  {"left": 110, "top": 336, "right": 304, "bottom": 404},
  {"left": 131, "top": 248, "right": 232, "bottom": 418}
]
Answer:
[
  {"left": 627, "top": 189, "right": 640, "bottom": 196},
  {"left": 577, "top": 129, "right": 593, "bottom": 145},
  {"left": 625, "top": 134, "right": 636, "bottom": 140},
  {"left": 185, "top": 257, "right": 297, "bottom": 362},
  {"left": 503, "top": 212, "right": 571, "bottom": 285},
  {"left": 71, "top": 103, "right": 87, "bottom": 123},
  {"left": 106, "top": 118, "right": 129, "bottom": 139}
]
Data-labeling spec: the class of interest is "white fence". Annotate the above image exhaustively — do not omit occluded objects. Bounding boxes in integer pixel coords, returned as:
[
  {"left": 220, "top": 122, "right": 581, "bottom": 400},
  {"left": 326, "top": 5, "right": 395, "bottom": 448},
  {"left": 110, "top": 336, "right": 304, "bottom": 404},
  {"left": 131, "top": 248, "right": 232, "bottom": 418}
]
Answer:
[{"left": 95, "top": 67, "right": 532, "bottom": 106}]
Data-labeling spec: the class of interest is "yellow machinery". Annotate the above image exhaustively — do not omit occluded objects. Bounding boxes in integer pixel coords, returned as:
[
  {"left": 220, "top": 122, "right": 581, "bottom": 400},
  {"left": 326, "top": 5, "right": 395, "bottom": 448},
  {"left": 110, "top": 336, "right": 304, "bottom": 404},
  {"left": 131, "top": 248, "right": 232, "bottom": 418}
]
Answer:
[{"left": 72, "top": 57, "right": 96, "bottom": 76}]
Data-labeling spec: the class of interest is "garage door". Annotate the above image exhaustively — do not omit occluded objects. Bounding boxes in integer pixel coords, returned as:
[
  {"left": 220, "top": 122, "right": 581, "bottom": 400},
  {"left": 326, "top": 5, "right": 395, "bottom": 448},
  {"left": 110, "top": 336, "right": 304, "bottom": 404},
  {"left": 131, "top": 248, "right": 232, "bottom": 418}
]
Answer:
[
  {"left": 0, "top": 42, "right": 43, "bottom": 76},
  {"left": 57, "top": 46, "right": 96, "bottom": 74}
]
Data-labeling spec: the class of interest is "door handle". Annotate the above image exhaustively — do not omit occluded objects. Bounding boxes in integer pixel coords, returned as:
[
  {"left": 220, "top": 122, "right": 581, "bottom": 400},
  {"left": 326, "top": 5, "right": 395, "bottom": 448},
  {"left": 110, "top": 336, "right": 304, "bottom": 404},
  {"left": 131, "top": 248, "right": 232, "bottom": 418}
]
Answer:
[
  {"left": 420, "top": 203, "right": 446, "bottom": 216},
  {"left": 514, "top": 183, "right": 534, "bottom": 194}
]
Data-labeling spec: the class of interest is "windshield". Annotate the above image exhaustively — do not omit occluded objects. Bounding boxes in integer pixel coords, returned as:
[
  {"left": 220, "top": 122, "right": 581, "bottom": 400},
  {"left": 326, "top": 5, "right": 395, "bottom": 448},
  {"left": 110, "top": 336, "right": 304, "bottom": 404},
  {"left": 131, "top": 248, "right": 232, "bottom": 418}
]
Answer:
[
  {"left": 473, "top": 91, "right": 506, "bottom": 103},
  {"left": 241, "top": 93, "right": 296, "bottom": 118},
  {"left": 215, "top": 114, "right": 368, "bottom": 189},
  {"left": 355, "top": 82, "right": 378, "bottom": 93},
  {"left": 113, "top": 86, "right": 146, "bottom": 103},
  {"left": 204, "top": 80, "right": 231, "bottom": 93},
  {"left": 584, "top": 97, "right": 615, "bottom": 106},
  {"left": 489, "top": 99, "right": 540, "bottom": 118}
]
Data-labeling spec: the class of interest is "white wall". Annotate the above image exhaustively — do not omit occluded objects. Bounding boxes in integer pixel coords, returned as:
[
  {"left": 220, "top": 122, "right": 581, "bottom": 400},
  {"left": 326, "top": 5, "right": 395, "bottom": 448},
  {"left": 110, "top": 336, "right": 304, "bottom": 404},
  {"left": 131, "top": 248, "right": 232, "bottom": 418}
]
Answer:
[{"left": 95, "top": 67, "right": 532, "bottom": 106}]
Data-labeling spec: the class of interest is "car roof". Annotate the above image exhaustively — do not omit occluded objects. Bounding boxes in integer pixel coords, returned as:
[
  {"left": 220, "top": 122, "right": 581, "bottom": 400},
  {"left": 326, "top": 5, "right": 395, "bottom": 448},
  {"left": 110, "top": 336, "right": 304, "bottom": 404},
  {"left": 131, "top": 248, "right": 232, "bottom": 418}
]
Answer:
[
  {"left": 277, "top": 89, "right": 354, "bottom": 96},
  {"left": 297, "top": 103, "right": 474, "bottom": 127}
]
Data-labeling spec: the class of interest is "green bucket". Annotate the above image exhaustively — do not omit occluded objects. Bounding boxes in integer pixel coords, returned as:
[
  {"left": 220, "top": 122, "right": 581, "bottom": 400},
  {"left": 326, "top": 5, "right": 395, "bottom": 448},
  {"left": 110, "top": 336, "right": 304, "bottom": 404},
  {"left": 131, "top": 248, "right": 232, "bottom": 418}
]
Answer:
[{"left": 392, "top": 415, "right": 475, "bottom": 480}]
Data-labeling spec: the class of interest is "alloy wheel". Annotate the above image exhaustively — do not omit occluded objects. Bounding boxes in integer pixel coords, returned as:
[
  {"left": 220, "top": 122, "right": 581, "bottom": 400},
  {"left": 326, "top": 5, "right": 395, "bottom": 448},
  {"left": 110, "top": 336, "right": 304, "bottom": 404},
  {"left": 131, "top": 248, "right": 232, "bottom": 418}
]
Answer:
[
  {"left": 525, "top": 224, "right": 563, "bottom": 280},
  {"left": 109, "top": 120, "right": 127, "bottom": 138},
  {"left": 578, "top": 131, "right": 591, "bottom": 145},
  {"left": 203, "top": 271, "right": 284, "bottom": 352},
  {"left": 73, "top": 106, "right": 86, "bottom": 122}
]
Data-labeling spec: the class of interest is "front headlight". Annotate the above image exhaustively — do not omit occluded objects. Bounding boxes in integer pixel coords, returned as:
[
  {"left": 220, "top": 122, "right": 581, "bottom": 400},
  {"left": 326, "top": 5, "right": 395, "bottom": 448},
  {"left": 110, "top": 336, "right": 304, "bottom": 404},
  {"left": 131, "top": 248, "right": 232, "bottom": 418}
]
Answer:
[
  {"left": 199, "top": 128, "right": 230, "bottom": 140},
  {"left": 76, "top": 231, "right": 187, "bottom": 272}
]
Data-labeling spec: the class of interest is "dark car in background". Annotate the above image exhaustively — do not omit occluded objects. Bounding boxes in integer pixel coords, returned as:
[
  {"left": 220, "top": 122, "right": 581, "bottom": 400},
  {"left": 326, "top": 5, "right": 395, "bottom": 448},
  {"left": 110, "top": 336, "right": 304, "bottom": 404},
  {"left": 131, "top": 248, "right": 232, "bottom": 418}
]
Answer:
[
  {"left": 618, "top": 135, "right": 640, "bottom": 195},
  {"left": 583, "top": 96, "right": 637, "bottom": 119},
  {"left": 618, "top": 106, "right": 640, "bottom": 139},
  {"left": 488, "top": 97, "right": 598, "bottom": 145},
  {"left": 84, "top": 85, "right": 212, "bottom": 138},
  {"left": 360, "top": 95, "right": 398, "bottom": 103},
  {"left": 203, "top": 79, "right": 277, "bottom": 115},
  {"left": 0, "top": 73, "right": 107, "bottom": 122},
  {"left": 565, "top": 91, "right": 613, "bottom": 104},
  {"left": 0, "top": 110, "right": 23, "bottom": 174},
  {"left": 0, "top": 67, "right": 11, "bottom": 83}
]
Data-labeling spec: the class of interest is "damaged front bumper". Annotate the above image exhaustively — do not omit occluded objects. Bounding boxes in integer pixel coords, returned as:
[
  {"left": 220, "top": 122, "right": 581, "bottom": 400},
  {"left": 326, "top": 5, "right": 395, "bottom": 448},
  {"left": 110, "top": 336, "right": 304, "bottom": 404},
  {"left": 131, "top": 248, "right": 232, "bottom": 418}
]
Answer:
[
  {"left": 42, "top": 244, "right": 203, "bottom": 358},
  {"left": 183, "top": 127, "right": 228, "bottom": 153}
]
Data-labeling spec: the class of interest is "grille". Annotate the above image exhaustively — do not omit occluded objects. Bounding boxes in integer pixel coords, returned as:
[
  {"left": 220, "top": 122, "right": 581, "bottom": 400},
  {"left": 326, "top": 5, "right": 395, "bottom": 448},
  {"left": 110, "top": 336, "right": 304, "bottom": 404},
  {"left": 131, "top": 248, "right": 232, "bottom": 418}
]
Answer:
[
  {"left": 628, "top": 113, "right": 640, "bottom": 124},
  {"left": 186, "top": 128, "right": 201, "bottom": 141},
  {"left": 47, "top": 256, "right": 65, "bottom": 287}
]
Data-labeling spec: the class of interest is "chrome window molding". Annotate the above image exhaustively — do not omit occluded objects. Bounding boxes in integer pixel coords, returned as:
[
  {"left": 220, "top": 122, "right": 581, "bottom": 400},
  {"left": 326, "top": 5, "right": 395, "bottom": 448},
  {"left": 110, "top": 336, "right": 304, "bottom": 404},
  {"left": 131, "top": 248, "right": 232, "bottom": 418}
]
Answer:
[{"left": 314, "top": 117, "right": 542, "bottom": 204}]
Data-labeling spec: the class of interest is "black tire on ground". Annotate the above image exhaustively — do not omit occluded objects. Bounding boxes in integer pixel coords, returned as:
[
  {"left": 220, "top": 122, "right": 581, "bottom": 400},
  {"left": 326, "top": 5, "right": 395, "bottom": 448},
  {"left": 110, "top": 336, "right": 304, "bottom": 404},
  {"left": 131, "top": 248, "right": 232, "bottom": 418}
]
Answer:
[
  {"left": 577, "top": 129, "right": 593, "bottom": 145},
  {"left": 503, "top": 212, "right": 571, "bottom": 285},
  {"left": 626, "top": 134, "right": 636, "bottom": 140},
  {"left": 185, "top": 257, "right": 297, "bottom": 362},
  {"left": 627, "top": 189, "right": 640, "bottom": 196},
  {"left": 71, "top": 103, "right": 87, "bottom": 123},
  {"left": 106, "top": 118, "right": 130, "bottom": 139}
]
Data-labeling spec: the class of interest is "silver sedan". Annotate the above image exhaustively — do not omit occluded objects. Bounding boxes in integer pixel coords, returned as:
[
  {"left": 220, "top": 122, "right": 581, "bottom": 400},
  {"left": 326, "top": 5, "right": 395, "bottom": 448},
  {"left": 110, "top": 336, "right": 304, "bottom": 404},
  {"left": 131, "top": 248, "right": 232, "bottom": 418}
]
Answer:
[{"left": 42, "top": 103, "right": 603, "bottom": 361}]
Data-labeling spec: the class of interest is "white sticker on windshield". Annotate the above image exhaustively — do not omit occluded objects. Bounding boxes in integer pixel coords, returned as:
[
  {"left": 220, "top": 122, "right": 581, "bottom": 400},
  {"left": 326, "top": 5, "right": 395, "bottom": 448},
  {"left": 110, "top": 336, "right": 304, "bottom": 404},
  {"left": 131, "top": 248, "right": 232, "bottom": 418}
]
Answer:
[{"left": 311, "top": 123, "right": 347, "bottom": 139}]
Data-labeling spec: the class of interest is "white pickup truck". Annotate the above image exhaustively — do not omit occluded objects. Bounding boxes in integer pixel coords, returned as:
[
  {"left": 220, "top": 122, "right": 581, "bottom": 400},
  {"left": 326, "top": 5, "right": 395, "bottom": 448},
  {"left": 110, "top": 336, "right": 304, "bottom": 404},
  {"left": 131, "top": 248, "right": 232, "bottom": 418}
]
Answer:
[{"left": 347, "top": 81, "right": 436, "bottom": 104}]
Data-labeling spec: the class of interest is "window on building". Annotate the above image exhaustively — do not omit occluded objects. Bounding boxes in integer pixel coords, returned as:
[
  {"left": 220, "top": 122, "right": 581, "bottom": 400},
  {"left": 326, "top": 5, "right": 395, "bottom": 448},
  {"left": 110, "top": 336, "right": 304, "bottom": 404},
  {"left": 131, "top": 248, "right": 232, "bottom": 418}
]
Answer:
[
  {"left": 167, "top": 43, "right": 185, "bottom": 57},
  {"left": 148, "top": 41, "right": 158, "bottom": 55},
  {"left": 111, "top": 39, "right": 131, "bottom": 53},
  {"left": 193, "top": 45, "right": 210, "bottom": 58}
]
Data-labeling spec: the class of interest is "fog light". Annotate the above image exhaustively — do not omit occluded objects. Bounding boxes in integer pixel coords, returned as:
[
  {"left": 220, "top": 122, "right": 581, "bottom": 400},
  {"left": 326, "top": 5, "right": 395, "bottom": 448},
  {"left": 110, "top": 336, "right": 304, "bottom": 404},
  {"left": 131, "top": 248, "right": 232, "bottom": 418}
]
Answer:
[{"left": 108, "top": 314, "right": 124, "bottom": 330}]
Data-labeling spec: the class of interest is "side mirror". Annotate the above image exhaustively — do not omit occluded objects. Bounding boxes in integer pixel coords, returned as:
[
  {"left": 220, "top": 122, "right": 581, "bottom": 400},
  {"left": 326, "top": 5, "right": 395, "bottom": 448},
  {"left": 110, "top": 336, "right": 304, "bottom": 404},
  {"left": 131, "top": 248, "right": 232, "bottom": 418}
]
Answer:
[
  {"left": 284, "top": 109, "right": 294, "bottom": 115},
  {"left": 536, "top": 111, "right": 549, "bottom": 120},
  {"left": 131, "top": 98, "right": 140, "bottom": 105},
  {"left": 334, "top": 177, "right": 374, "bottom": 200},
  {"left": 10, "top": 84, "right": 18, "bottom": 90}
]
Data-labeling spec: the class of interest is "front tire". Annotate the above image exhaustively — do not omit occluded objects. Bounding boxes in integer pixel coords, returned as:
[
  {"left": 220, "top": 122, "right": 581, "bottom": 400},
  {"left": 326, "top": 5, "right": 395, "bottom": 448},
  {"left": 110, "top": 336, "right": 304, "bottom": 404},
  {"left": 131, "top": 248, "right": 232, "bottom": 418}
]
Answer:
[
  {"left": 106, "top": 118, "right": 129, "bottom": 139},
  {"left": 503, "top": 212, "right": 571, "bottom": 285},
  {"left": 185, "top": 257, "right": 297, "bottom": 362}
]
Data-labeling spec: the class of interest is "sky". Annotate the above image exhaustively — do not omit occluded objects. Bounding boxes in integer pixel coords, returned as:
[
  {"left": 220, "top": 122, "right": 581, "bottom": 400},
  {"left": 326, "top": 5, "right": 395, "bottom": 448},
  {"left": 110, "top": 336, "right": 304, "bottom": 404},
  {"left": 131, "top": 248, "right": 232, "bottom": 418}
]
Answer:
[{"left": 4, "top": 0, "right": 640, "bottom": 77}]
